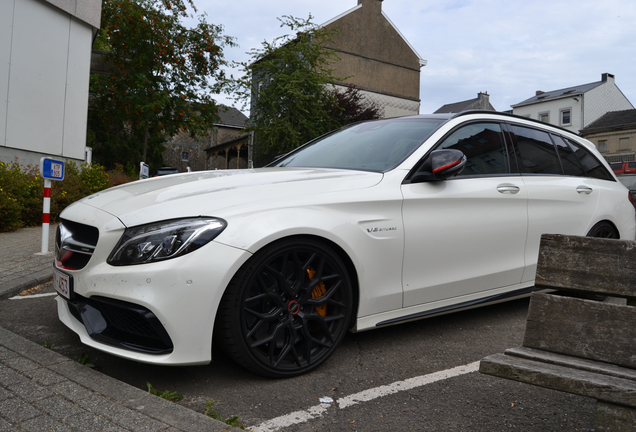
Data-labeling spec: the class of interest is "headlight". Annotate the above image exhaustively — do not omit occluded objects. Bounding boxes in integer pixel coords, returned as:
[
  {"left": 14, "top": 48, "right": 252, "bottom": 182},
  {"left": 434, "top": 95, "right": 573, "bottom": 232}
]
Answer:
[{"left": 107, "top": 217, "right": 227, "bottom": 266}]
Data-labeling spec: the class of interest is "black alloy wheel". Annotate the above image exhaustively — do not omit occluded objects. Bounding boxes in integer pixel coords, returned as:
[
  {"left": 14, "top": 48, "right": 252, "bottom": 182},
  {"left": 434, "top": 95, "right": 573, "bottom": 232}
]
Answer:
[
  {"left": 216, "top": 239, "right": 353, "bottom": 378},
  {"left": 586, "top": 221, "right": 619, "bottom": 239}
]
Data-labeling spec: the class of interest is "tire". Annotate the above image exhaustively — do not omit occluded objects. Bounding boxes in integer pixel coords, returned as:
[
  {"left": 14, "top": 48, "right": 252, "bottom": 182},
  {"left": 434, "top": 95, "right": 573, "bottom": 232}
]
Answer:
[
  {"left": 586, "top": 221, "right": 619, "bottom": 239},
  {"left": 583, "top": 221, "right": 619, "bottom": 300},
  {"left": 216, "top": 238, "right": 353, "bottom": 378}
]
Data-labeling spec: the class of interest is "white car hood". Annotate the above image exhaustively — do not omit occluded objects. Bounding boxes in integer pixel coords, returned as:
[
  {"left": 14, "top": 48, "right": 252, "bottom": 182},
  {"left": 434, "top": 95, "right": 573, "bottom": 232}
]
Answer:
[{"left": 74, "top": 168, "right": 383, "bottom": 227}]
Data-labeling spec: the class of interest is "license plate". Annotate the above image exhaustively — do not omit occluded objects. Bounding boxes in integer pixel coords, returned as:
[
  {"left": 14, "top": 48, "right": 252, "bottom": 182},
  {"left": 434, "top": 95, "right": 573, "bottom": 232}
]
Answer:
[{"left": 53, "top": 267, "right": 73, "bottom": 300}]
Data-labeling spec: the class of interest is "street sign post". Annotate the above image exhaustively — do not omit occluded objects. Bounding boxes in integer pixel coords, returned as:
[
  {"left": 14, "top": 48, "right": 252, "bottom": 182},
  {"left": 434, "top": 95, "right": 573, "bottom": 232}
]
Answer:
[
  {"left": 39, "top": 157, "right": 65, "bottom": 254},
  {"left": 140, "top": 162, "right": 149, "bottom": 180}
]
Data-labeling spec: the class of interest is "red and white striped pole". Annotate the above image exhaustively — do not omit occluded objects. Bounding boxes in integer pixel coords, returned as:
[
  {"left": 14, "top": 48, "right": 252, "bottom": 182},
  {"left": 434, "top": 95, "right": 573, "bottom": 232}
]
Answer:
[{"left": 41, "top": 178, "right": 52, "bottom": 254}]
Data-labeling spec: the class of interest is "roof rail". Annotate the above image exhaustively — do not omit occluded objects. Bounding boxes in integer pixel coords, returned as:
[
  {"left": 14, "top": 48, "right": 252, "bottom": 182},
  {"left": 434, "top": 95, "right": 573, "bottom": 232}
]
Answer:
[{"left": 451, "top": 110, "right": 575, "bottom": 135}]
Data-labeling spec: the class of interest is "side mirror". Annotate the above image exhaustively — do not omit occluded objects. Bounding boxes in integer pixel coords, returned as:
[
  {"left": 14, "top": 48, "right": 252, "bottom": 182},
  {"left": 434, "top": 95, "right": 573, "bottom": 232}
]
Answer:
[{"left": 411, "top": 149, "right": 467, "bottom": 183}]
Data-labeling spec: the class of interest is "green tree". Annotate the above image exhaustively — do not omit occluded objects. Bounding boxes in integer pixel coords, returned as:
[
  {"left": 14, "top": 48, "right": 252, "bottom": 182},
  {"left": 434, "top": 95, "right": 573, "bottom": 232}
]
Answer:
[
  {"left": 327, "top": 84, "right": 381, "bottom": 127},
  {"left": 233, "top": 15, "right": 344, "bottom": 164},
  {"left": 88, "top": 0, "right": 235, "bottom": 170}
]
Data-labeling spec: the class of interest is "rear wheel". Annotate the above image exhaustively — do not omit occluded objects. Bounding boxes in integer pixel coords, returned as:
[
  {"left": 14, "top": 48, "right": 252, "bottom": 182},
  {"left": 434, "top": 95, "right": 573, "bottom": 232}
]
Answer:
[
  {"left": 586, "top": 221, "right": 619, "bottom": 239},
  {"left": 216, "top": 239, "right": 352, "bottom": 378},
  {"left": 582, "top": 221, "right": 619, "bottom": 300}
]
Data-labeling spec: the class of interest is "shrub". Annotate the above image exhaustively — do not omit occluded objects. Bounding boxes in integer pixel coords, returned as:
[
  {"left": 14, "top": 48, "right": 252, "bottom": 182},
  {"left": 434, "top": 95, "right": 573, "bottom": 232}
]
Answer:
[{"left": 0, "top": 159, "right": 136, "bottom": 232}]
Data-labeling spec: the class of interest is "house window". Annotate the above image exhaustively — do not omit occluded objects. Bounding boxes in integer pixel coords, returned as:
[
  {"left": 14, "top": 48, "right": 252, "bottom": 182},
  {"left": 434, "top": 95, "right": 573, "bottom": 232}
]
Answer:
[
  {"left": 597, "top": 140, "right": 608, "bottom": 152},
  {"left": 181, "top": 151, "right": 190, "bottom": 161},
  {"left": 560, "top": 109, "right": 572, "bottom": 126},
  {"left": 619, "top": 137, "right": 630, "bottom": 150},
  {"left": 538, "top": 112, "right": 549, "bottom": 123}
]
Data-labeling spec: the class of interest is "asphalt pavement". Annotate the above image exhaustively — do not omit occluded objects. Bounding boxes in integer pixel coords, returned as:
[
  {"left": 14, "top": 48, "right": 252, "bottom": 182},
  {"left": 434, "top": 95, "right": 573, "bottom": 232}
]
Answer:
[{"left": 0, "top": 224, "right": 235, "bottom": 431}]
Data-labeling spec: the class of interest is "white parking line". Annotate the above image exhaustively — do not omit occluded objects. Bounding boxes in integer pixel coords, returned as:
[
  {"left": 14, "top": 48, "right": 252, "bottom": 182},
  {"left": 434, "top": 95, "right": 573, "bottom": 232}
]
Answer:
[
  {"left": 250, "top": 361, "right": 480, "bottom": 432},
  {"left": 9, "top": 293, "right": 57, "bottom": 300}
]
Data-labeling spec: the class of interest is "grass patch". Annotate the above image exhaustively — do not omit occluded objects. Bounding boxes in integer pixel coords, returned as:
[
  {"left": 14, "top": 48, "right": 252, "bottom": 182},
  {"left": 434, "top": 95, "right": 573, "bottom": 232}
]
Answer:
[
  {"left": 204, "top": 399, "right": 248, "bottom": 430},
  {"left": 146, "top": 382, "right": 184, "bottom": 402}
]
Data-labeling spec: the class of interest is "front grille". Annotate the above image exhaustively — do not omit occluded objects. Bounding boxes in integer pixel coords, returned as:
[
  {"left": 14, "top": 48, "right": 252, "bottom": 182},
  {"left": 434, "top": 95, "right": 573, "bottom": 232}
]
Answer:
[
  {"left": 56, "top": 220, "right": 99, "bottom": 270},
  {"left": 66, "top": 294, "right": 174, "bottom": 354}
]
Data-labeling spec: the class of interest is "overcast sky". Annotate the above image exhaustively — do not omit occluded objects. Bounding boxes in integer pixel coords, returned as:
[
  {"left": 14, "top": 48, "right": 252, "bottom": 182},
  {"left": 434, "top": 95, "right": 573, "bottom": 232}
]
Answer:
[{"left": 190, "top": 0, "right": 636, "bottom": 116}]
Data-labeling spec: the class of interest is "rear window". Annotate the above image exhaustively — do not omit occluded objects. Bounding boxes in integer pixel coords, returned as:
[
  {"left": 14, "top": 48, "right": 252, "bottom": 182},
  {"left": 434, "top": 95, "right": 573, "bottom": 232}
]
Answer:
[{"left": 565, "top": 139, "right": 614, "bottom": 181}]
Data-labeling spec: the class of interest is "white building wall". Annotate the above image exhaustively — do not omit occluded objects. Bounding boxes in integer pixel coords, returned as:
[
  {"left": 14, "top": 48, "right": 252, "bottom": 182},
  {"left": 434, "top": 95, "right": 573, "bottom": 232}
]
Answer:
[
  {"left": 0, "top": 0, "right": 96, "bottom": 166},
  {"left": 512, "top": 97, "right": 583, "bottom": 133},
  {"left": 584, "top": 79, "right": 634, "bottom": 128}
]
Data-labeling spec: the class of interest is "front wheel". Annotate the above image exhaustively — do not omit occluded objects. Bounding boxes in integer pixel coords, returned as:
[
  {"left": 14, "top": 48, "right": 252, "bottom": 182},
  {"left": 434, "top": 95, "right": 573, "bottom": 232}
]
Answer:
[{"left": 216, "top": 239, "right": 353, "bottom": 378}]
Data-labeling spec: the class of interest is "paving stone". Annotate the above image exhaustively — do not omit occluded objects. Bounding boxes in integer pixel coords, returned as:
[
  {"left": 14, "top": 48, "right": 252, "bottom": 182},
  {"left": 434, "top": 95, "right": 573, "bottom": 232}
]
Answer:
[
  {"left": 22, "top": 367, "right": 67, "bottom": 387},
  {"left": 3, "top": 373, "right": 55, "bottom": 401},
  {"left": 19, "top": 414, "right": 73, "bottom": 432},
  {"left": 0, "top": 417, "right": 19, "bottom": 432},
  {"left": 34, "top": 395, "right": 87, "bottom": 421},
  {"left": 0, "top": 347, "right": 18, "bottom": 361},
  {"left": 63, "top": 411, "right": 130, "bottom": 432},
  {"left": 2, "top": 356, "right": 41, "bottom": 372},
  {"left": 0, "top": 386, "right": 13, "bottom": 402},
  {"left": 0, "top": 397, "right": 40, "bottom": 424}
]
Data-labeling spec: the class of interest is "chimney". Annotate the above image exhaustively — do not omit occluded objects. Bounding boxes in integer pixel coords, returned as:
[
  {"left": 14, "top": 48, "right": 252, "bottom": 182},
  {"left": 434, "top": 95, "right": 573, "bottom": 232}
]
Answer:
[
  {"left": 358, "top": 0, "right": 383, "bottom": 11},
  {"left": 602, "top": 73, "right": 615, "bottom": 83},
  {"left": 536, "top": 90, "right": 545, "bottom": 96},
  {"left": 478, "top": 92, "right": 489, "bottom": 102}
]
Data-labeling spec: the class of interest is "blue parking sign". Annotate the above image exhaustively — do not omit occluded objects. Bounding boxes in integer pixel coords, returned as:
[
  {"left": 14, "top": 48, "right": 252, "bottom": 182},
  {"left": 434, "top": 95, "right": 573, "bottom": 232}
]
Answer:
[{"left": 40, "top": 157, "right": 65, "bottom": 181}]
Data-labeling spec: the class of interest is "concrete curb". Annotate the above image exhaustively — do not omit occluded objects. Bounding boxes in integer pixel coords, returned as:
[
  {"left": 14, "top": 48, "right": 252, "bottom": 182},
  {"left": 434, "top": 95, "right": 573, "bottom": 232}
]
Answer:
[{"left": 0, "top": 268, "right": 53, "bottom": 301}]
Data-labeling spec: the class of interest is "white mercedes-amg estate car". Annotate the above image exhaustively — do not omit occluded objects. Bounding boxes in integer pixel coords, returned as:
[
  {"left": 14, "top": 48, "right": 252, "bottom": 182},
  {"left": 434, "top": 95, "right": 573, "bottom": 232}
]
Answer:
[{"left": 54, "top": 111, "right": 636, "bottom": 377}]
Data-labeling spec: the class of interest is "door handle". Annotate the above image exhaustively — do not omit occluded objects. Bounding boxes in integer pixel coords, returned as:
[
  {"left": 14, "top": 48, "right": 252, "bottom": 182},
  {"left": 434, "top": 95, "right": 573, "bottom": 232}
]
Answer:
[
  {"left": 576, "top": 186, "right": 593, "bottom": 195},
  {"left": 497, "top": 185, "right": 520, "bottom": 194}
]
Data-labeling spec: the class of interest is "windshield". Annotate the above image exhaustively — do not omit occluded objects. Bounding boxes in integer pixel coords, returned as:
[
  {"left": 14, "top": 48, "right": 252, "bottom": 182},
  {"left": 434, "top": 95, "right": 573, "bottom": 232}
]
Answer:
[{"left": 271, "top": 117, "right": 447, "bottom": 172}]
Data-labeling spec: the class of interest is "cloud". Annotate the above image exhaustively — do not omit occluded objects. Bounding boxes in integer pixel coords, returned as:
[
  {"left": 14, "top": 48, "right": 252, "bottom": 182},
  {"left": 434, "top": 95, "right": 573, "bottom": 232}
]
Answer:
[{"left": 192, "top": 0, "right": 636, "bottom": 115}]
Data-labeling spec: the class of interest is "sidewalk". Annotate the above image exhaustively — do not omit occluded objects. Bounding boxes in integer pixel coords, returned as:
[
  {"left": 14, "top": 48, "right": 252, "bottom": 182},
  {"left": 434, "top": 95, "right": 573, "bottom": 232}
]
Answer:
[{"left": 0, "top": 225, "right": 235, "bottom": 431}]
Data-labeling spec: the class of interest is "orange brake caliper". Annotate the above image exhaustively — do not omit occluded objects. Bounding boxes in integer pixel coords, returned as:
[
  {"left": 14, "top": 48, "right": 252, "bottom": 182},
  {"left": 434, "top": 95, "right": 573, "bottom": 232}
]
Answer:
[{"left": 307, "top": 268, "right": 327, "bottom": 317}]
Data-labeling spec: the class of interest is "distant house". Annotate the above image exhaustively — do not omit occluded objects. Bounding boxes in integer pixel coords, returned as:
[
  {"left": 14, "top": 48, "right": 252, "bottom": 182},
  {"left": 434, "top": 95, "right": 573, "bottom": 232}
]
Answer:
[
  {"left": 511, "top": 73, "right": 634, "bottom": 133},
  {"left": 1, "top": 0, "right": 101, "bottom": 166},
  {"left": 434, "top": 92, "right": 496, "bottom": 114},
  {"left": 322, "top": 0, "right": 426, "bottom": 118},
  {"left": 580, "top": 109, "right": 636, "bottom": 163},
  {"left": 162, "top": 106, "right": 249, "bottom": 172}
]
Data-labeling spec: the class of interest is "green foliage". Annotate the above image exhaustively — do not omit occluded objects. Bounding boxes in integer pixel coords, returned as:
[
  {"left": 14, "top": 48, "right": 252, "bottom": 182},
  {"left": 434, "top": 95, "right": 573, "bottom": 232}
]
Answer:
[
  {"left": 0, "top": 160, "right": 136, "bottom": 232},
  {"left": 0, "top": 160, "right": 42, "bottom": 231},
  {"left": 327, "top": 84, "right": 381, "bottom": 126},
  {"left": 43, "top": 341, "right": 55, "bottom": 350},
  {"left": 146, "top": 382, "right": 184, "bottom": 402},
  {"left": 204, "top": 400, "right": 247, "bottom": 430},
  {"left": 89, "top": 0, "right": 235, "bottom": 171},
  {"left": 233, "top": 15, "right": 344, "bottom": 164},
  {"left": 77, "top": 353, "right": 97, "bottom": 369}
]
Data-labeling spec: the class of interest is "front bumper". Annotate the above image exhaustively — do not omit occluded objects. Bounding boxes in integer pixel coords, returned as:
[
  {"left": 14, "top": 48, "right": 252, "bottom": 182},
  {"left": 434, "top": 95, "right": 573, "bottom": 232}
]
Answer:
[{"left": 56, "top": 203, "right": 251, "bottom": 365}]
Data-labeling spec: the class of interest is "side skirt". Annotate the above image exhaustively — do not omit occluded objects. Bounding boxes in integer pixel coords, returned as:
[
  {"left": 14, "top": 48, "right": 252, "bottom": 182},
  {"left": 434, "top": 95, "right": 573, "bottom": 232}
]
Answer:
[{"left": 375, "top": 286, "right": 544, "bottom": 328}]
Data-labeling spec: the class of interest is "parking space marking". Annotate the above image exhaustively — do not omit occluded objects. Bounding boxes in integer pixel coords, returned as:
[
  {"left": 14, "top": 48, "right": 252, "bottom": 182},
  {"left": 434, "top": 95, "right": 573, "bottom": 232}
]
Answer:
[
  {"left": 9, "top": 293, "right": 57, "bottom": 300},
  {"left": 250, "top": 361, "right": 480, "bottom": 432}
]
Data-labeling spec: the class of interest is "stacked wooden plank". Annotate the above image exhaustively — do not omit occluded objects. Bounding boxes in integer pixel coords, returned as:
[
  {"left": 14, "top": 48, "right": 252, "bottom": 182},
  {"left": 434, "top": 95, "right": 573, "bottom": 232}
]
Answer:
[{"left": 480, "top": 234, "right": 636, "bottom": 432}]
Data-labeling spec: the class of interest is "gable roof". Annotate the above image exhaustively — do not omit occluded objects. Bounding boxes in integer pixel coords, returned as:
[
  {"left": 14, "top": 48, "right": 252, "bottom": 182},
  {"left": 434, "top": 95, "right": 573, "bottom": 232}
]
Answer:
[
  {"left": 434, "top": 93, "right": 496, "bottom": 114},
  {"left": 321, "top": 3, "right": 426, "bottom": 67},
  {"left": 216, "top": 106, "right": 248, "bottom": 128},
  {"left": 580, "top": 109, "right": 636, "bottom": 135},
  {"left": 512, "top": 79, "right": 605, "bottom": 108}
]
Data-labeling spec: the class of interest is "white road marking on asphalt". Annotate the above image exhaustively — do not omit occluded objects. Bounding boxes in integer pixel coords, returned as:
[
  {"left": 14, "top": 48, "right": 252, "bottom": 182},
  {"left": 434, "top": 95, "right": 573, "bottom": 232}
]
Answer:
[
  {"left": 250, "top": 361, "right": 481, "bottom": 432},
  {"left": 9, "top": 292, "right": 57, "bottom": 300}
]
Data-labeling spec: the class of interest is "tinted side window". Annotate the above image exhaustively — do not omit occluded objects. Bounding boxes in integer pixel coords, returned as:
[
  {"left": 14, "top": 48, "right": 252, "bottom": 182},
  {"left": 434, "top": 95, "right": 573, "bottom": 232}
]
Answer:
[
  {"left": 437, "top": 122, "right": 509, "bottom": 176},
  {"left": 509, "top": 125, "right": 562, "bottom": 174},
  {"left": 565, "top": 139, "right": 614, "bottom": 181},
  {"left": 551, "top": 135, "right": 585, "bottom": 176}
]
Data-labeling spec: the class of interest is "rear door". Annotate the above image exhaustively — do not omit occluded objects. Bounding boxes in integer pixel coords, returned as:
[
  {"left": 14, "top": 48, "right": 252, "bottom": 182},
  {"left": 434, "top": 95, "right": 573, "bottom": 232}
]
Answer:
[{"left": 506, "top": 124, "right": 600, "bottom": 282}]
